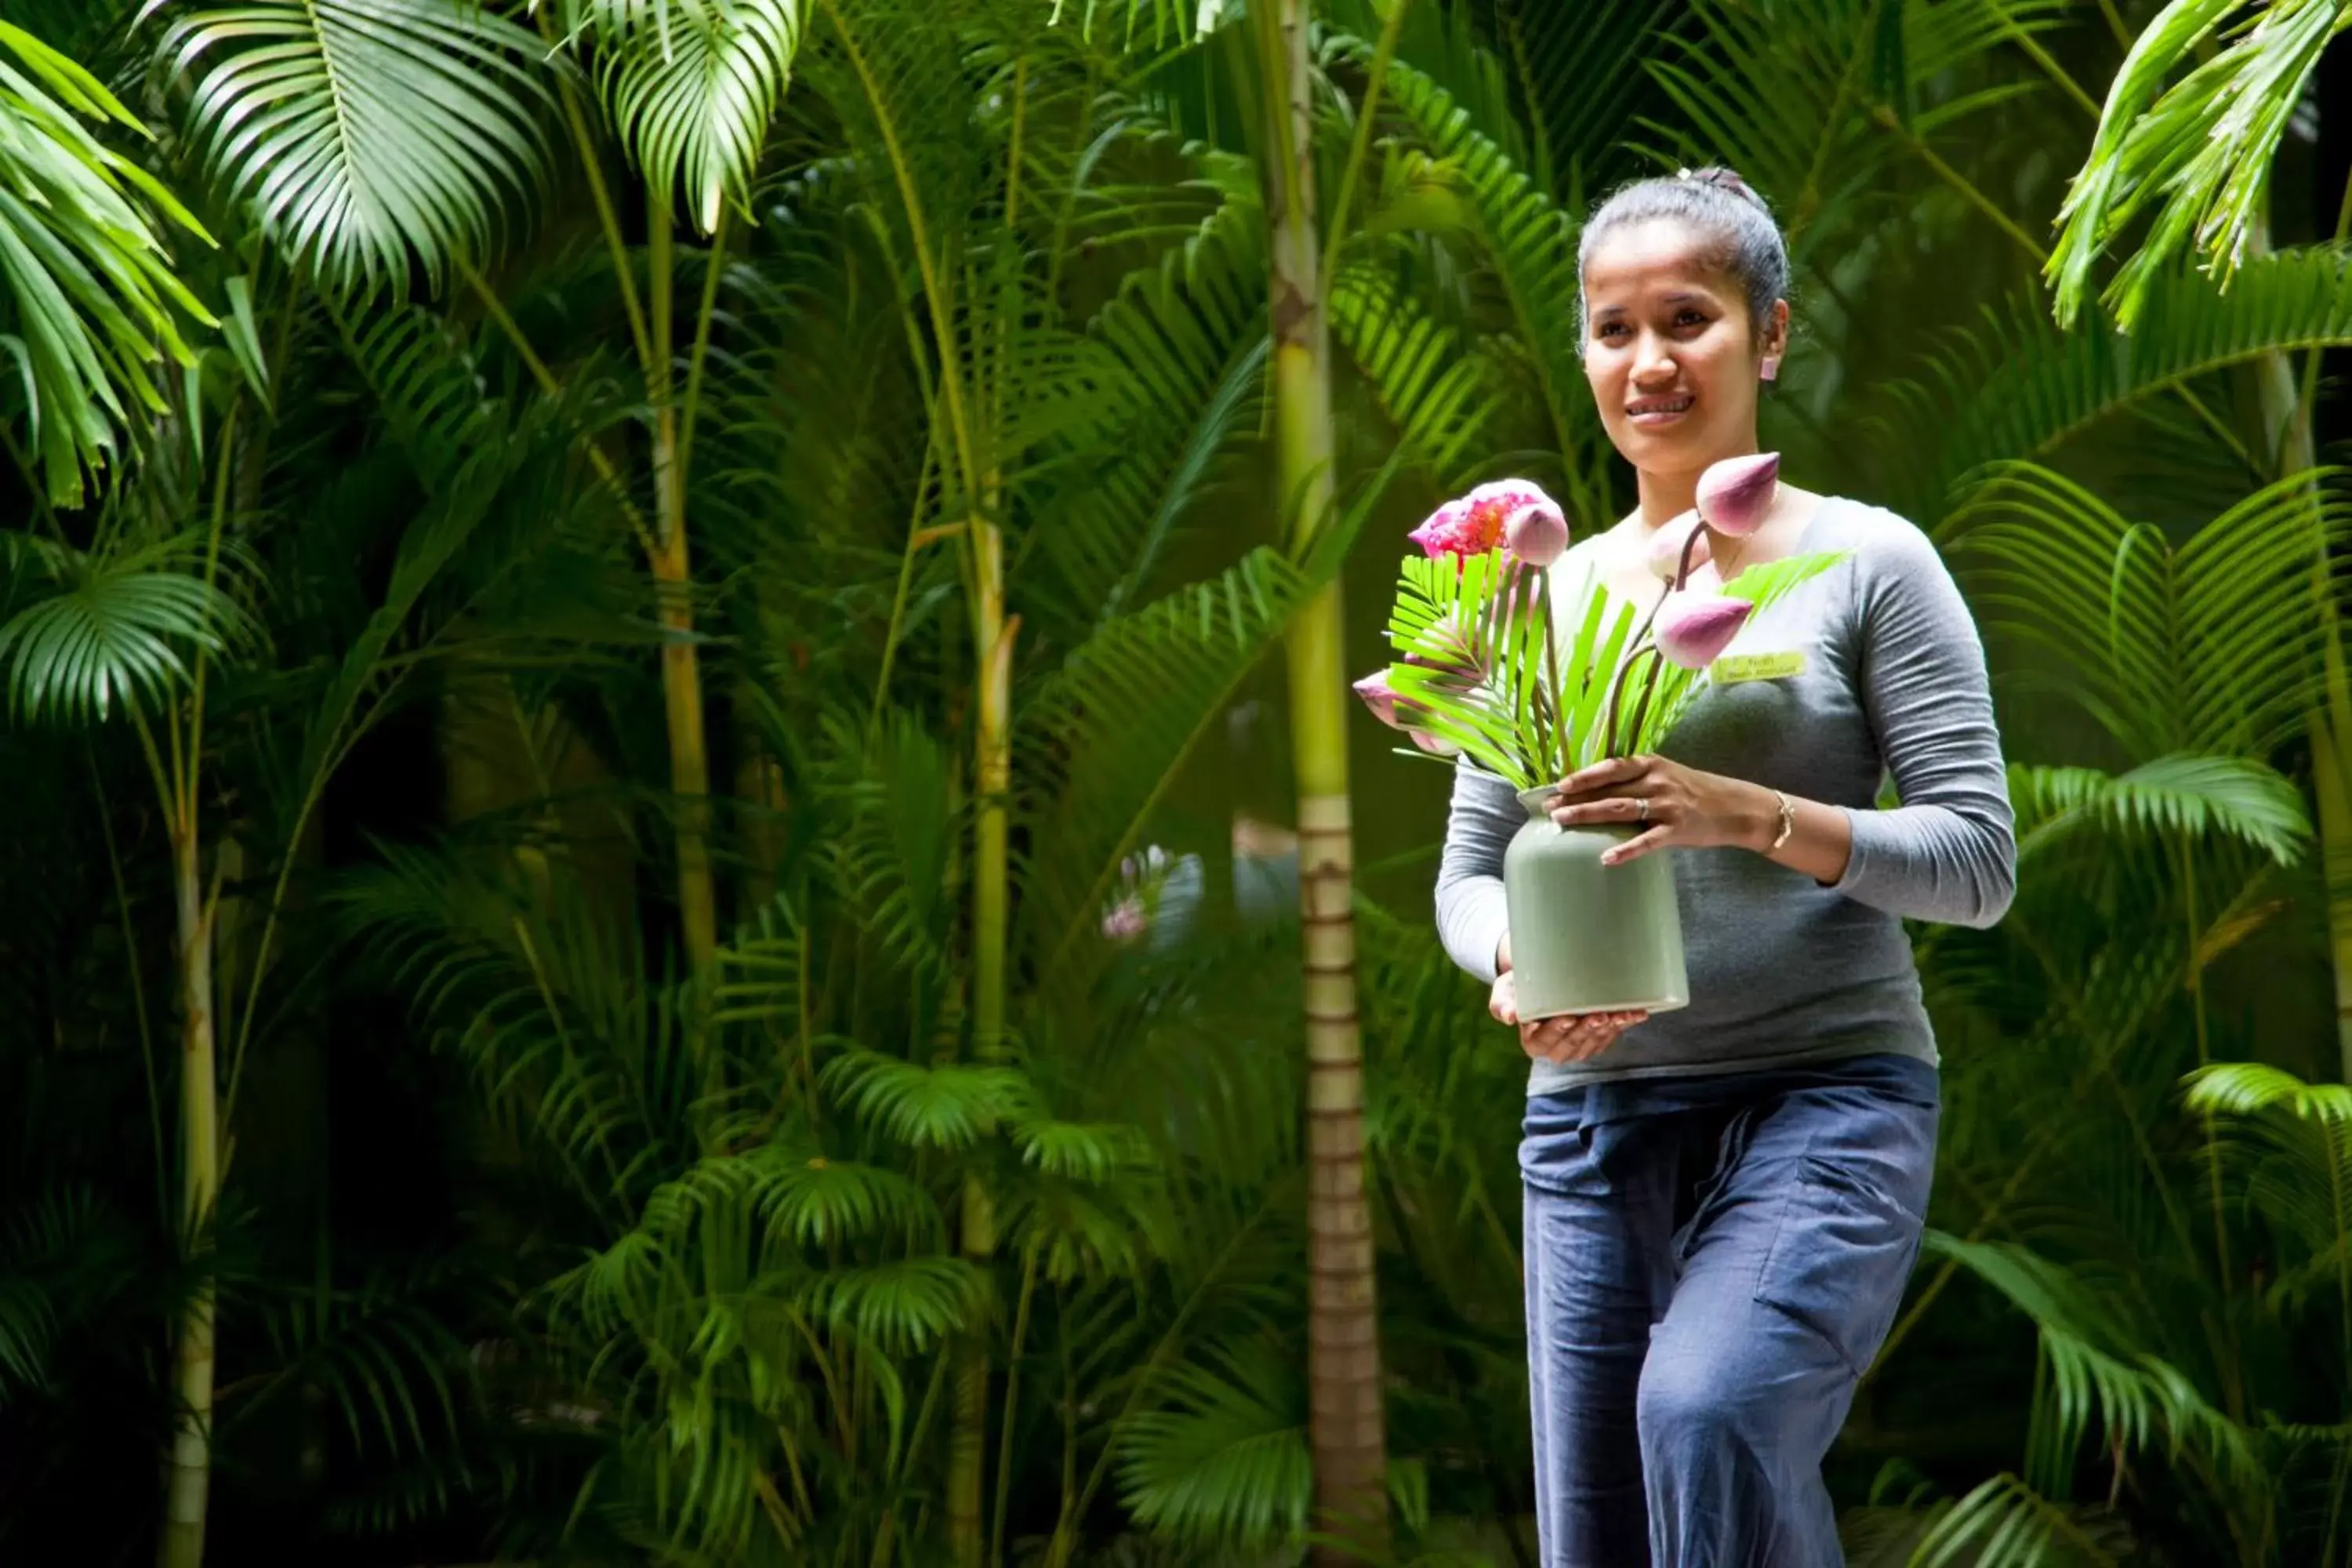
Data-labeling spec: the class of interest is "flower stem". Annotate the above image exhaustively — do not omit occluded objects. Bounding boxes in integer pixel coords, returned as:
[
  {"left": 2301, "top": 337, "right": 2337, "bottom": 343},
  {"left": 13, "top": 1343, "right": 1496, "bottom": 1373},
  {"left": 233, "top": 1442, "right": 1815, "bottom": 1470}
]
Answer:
[
  {"left": 1599, "top": 640, "right": 1657, "bottom": 760},
  {"left": 1622, "top": 647, "right": 1665, "bottom": 760}
]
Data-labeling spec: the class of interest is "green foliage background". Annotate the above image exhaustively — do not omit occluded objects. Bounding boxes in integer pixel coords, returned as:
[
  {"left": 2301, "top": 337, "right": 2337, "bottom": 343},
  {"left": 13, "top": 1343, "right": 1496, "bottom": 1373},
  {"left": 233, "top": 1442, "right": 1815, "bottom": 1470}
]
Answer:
[{"left": 2, "top": 1, "right": 2352, "bottom": 1564}]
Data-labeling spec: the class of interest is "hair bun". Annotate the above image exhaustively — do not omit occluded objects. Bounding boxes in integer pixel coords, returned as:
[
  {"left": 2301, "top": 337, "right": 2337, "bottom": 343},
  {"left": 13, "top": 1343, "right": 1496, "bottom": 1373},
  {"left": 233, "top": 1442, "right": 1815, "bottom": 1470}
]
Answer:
[{"left": 1679, "top": 165, "right": 1766, "bottom": 208}]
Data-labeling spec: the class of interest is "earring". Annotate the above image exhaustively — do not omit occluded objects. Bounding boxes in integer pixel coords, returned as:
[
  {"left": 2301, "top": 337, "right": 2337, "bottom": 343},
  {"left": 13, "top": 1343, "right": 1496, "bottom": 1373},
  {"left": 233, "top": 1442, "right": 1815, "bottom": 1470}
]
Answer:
[{"left": 1759, "top": 355, "right": 1780, "bottom": 383}]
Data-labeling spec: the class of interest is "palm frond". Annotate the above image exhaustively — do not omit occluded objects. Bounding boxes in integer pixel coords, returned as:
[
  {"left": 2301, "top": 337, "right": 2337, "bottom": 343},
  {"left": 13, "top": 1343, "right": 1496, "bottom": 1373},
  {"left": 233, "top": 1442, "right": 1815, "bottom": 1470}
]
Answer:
[
  {"left": 1359, "top": 42, "right": 1606, "bottom": 517},
  {"left": 1116, "top": 1338, "right": 1310, "bottom": 1551},
  {"left": 1948, "top": 459, "right": 2351, "bottom": 759},
  {"left": 155, "top": 0, "right": 554, "bottom": 295},
  {"left": 818, "top": 1044, "right": 1029, "bottom": 1152},
  {"left": 1922, "top": 1232, "right": 2262, "bottom": 1494},
  {"left": 1015, "top": 546, "right": 1316, "bottom": 999},
  {"left": 1478, "top": 0, "right": 1668, "bottom": 190},
  {"left": 2009, "top": 757, "right": 2309, "bottom": 867},
  {"left": 0, "top": 530, "right": 246, "bottom": 723},
  {"left": 560, "top": 0, "right": 808, "bottom": 234},
  {"left": 0, "top": 19, "right": 211, "bottom": 504},
  {"left": 1330, "top": 262, "right": 1503, "bottom": 494},
  {"left": 2045, "top": 0, "right": 2337, "bottom": 329},
  {"left": 1909, "top": 1472, "right": 2135, "bottom": 1568},
  {"left": 1033, "top": 196, "right": 1267, "bottom": 625},
  {"left": 1889, "top": 251, "right": 2352, "bottom": 518}
]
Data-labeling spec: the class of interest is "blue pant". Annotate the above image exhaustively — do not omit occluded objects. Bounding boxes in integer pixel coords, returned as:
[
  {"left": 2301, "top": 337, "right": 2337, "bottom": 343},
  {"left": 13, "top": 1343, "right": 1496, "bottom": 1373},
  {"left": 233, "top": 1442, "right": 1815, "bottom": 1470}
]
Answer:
[{"left": 1519, "top": 1053, "right": 1938, "bottom": 1567}]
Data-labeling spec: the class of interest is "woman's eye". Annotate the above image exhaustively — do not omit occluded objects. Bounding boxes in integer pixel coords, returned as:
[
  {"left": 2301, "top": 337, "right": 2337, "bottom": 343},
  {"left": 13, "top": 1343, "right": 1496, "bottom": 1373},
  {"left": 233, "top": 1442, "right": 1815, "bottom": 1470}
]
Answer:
[{"left": 1676, "top": 310, "right": 1709, "bottom": 328}]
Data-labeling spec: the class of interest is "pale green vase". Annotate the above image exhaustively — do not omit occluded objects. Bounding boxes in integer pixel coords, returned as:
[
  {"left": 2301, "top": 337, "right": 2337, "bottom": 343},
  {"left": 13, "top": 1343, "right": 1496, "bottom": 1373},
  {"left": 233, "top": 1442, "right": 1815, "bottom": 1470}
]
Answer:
[{"left": 1502, "top": 786, "right": 1690, "bottom": 1022}]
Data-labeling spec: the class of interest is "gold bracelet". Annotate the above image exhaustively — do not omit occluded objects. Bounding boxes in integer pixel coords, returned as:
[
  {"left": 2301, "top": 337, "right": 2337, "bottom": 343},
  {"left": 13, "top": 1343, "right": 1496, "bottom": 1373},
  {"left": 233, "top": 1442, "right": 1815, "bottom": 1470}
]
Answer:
[{"left": 1766, "top": 789, "right": 1795, "bottom": 853}]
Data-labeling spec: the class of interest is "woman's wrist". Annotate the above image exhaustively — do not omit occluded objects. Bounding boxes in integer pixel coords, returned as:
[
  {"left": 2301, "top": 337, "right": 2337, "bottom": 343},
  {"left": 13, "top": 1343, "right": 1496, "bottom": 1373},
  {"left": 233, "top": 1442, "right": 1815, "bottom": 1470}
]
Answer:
[{"left": 1738, "top": 780, "right": 1785, "bottom": 855}]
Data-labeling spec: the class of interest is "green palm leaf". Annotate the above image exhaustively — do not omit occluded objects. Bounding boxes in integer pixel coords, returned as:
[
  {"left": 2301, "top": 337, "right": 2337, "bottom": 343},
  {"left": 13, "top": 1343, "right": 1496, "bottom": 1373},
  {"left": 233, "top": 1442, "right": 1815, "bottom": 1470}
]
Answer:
[
  {"left": 1635, "top": 0, "right": 2069, "bottom": 256},
  {"left": 557, "top": 0, "right": 807, "bottom": 233},
  {"left": 1015, "top": 546, "right": 1316, "bottom": 998},
  {"left": 1922, "top": 1232, "right": 2262, "bottom": 1494},
  {"left": 152, "top": 0, "right": 554, "bottom": 294},
  {"left": 1117, "top": 1338, "right": 1309, "bottom": 1550},
  {"left": 2045, "top": 0, "right": 2346, "bottom": 330},
  {"left": 1951, "top": 460, "right": 2351, "bottom": 758},
  {"left": 1035, "top": 197, "right": 1267, "bottom": 624},
  {"left": 1890, "top": 251, "right": 2352, "bottom": 517},
  {"left": 1361, "top": 45, "right": 1607, "bottom": 516},
  {"left": 1909, "top": 1472, "right": 2133, "bottom": 1568},
  {"left": 1330, "top": 262, "right": 1503, "bottom": 495},
  {"left": 0, "top": 19, "right": 211, "bottom": 504},
  {"left": 0, "top": 533, "right": 244, "bottom": 723},
  {"left": 2009, "top": 756, "right": 2311, "bottom": 866}
]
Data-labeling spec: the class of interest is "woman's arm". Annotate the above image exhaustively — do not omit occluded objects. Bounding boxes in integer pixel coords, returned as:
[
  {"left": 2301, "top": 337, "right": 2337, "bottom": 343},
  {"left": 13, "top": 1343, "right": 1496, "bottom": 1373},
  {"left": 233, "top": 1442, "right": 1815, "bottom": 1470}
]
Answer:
[
  {"left": 1545, "top": 515, "right": 2015, "bottom": 928},
  {"left": 1822, "top": 516, "right": 2015, "bottom": 927},
  {"left": 1435, "top": 760, "right": 1521, "bottom": 983}
]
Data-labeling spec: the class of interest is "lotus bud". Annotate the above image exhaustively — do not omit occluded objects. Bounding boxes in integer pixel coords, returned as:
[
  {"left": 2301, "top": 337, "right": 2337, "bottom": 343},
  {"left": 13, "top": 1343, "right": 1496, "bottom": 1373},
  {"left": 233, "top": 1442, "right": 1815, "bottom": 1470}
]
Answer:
[
  {"left": 1653, "top": 590, "right": 1753, "bottom": 670},
  {"left": 1645, "top": 511, "right": 1711, "bottom": 582},
  {"left": 1352, "top": 669, "right": 1406, "bottom": 729},
  {"left": 1694, "top": 451, "right": 1779, "bottom": 538},
  {"left": 1502, "top": 501, "right": 1569, "bottom": 568},
  {"left": 1409, "top": 728, "right": 1461, "bottom": 756}
]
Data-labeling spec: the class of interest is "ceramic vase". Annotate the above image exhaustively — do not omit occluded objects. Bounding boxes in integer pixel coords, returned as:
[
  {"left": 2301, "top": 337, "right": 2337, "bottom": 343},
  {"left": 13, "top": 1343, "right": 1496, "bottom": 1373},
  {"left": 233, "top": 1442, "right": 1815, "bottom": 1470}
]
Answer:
[{"left": 1501, "top": 786, "right": 1690, "bottom": 1021}]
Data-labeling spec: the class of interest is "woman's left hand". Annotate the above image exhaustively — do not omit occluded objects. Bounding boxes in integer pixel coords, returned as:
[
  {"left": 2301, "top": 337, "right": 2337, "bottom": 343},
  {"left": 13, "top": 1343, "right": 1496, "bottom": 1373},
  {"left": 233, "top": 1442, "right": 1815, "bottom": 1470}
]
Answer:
[{"left": 1547, "top": 754, "right": 1766, "bottom": 867}]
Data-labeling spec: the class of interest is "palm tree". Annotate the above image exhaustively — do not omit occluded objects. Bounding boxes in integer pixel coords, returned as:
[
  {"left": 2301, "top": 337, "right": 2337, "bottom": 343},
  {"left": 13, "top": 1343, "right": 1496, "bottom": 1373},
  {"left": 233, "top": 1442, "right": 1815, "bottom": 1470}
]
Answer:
[
  {"left": 1254, "top": 0, "right": 1392, "bottom": 1553},
  {"left": 2038, "top": 0, "right": 2352, "bottom": 1082},
  {"left": 151, "top": 0, "right": 809, "bottom": 995}
]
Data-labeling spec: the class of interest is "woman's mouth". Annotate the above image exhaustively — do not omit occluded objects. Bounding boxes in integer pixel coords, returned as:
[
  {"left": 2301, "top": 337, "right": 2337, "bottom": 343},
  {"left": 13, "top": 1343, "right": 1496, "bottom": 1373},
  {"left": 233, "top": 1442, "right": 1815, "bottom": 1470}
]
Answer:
[{"left": 1626, "top": 395, "right": 1693, "bottom": 426}]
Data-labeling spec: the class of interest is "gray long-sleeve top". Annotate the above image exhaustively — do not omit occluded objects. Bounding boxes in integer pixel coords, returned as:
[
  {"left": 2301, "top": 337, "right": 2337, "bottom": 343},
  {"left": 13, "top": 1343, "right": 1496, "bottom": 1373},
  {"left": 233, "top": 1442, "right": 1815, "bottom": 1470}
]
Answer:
[{"left": 1435, "top": 496, "right": 2015, "bottom": 1092}]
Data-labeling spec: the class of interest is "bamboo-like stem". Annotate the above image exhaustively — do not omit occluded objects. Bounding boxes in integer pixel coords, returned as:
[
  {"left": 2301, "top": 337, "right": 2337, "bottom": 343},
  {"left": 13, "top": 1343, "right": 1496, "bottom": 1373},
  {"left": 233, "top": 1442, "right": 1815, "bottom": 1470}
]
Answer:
[
  {"left": 157, "top": 808, "right": 217, "bottom": 1568},
  {"left": 946, "top": 1173, "right": 994, "bottom": 1563},
  {"left": 988, "top": 1244, "right": 1041, "bottom": 1568},
  {"left": 646, "top": 199, "right": 720, "bottom": 993},
  {"left": 156, "top": 397, "right": 245, "bottom": 1568},
  {"left": 536, "top": 6, "right": 653, "bottom": 369},
  {"left": 1266, "top": 0, "right": 1388, "bottom": 1556}
]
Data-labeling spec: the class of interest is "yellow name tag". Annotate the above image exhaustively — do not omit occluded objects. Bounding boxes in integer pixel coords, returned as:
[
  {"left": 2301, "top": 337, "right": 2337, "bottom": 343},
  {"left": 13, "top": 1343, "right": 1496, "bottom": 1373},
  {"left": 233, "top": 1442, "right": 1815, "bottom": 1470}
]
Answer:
[{"left": 1711, "top": 650, "right": 1806, "bottom": 684}]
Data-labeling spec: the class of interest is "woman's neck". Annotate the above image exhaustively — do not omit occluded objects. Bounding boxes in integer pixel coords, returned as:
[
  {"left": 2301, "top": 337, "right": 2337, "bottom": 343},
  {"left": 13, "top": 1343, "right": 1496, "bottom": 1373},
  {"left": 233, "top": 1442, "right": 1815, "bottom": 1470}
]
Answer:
[{"left": 1632, "top": 438, "right": 1761, "bottom": 528}]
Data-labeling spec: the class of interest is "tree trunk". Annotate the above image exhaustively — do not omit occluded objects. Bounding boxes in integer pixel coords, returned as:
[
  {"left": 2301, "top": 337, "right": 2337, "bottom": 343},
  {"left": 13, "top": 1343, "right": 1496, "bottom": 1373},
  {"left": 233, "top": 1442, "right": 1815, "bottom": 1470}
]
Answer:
[
  {"left": 949, "top": 522, "right": 1014, "bottom": 1567},
  {"left": 648, "top": 208, "right": 720, "bottom": 985},
  {"left": 158, "top": 822, "right": 218, "bottom": 1568},
  {"left": 1264, "top": 0, "right": 1388, "bottom": 1556}
]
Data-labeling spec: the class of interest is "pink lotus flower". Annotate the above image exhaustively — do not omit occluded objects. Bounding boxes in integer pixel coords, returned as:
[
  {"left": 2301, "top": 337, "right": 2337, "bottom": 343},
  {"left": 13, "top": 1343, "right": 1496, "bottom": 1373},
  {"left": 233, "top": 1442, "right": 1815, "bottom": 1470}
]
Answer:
[
  {"left": 1410, "top": 479, "right": 1566, "bottom": 562},
  {"left": 1653, "top": 590, "right": 1752, "bottom": 670},
  {"left": 1646, "top": 510, "right": 1711, "bottom": 582},
  {"left": 1408, "top": 729, "right": 1460, "bottom": 756},
  {"left": 1407, "top": 499, "right": 1493, "bottom": 560},
  {"left": 1694, "top": 452, "right": 1779, "bottom": 537}
]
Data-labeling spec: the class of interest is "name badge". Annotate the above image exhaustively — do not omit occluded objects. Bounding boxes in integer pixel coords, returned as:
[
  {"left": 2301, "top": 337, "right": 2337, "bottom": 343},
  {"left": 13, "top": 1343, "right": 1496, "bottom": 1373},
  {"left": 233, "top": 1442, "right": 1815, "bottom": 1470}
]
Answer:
[{"left": 1711, "top": 650, "right": 1806, "bottom": 684}]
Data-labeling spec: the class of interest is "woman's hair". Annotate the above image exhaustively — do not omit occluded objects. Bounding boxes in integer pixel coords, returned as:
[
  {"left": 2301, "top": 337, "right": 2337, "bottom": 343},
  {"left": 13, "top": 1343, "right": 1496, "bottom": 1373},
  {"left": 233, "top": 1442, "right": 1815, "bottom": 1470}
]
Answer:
[{"left": 1574, "top": 166, "right": 1789, "bottom": 348}]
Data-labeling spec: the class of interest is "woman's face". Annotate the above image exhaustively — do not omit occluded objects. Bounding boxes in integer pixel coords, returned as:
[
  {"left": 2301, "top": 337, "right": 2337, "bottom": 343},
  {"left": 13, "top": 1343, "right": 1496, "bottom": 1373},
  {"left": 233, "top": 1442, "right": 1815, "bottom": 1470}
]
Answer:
[{"left": 1580, "top": 219, "right": 1783, "bottom": 473}]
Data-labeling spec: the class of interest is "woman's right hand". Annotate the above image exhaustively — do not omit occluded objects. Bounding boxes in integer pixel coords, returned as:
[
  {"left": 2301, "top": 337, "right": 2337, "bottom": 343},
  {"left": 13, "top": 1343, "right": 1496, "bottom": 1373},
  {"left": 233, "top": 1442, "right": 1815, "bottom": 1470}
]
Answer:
[{"left": 1488, "top": 969, "right": 1646, "bottom": 1065}]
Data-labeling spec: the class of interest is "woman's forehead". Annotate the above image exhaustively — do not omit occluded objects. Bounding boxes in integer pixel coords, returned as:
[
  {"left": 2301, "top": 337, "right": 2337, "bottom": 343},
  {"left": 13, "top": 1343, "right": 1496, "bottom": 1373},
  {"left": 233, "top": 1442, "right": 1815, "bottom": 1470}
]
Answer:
[{"left": 1582, "top": 221, "right": 1731, "bottom": 305}]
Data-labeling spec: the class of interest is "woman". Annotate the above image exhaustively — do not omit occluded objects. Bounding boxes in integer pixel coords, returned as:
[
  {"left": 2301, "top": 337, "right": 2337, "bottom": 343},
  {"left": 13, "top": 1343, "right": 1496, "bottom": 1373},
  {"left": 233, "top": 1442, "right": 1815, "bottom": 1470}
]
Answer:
[{"left": 1435, "top": 167, "right": 2016, "bottom": 1566}]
